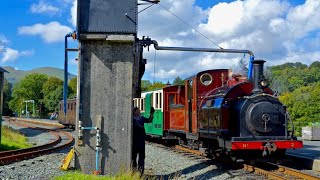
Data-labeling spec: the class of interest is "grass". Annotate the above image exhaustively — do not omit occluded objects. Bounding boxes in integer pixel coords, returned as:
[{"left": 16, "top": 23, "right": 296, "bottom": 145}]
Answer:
[
  {"left": 54, "top": 170, "right": 143, "bottom": 180},
  {"left": 0, "top": 125, "right": 31, "bottom": 151}
]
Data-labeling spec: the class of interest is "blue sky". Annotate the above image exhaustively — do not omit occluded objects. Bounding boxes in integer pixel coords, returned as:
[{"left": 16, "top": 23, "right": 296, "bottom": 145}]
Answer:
[{"left": 1, "top": 0, "right": 319, "bottom": 82}]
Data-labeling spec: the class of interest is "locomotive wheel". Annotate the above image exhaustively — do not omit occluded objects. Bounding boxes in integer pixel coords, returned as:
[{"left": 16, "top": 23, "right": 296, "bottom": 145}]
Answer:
[{"left": 178, "top": 138, "right": 187, "bottom": 146}]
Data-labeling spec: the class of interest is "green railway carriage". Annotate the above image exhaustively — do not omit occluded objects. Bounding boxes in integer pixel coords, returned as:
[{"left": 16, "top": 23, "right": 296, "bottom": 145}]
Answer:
[{"left": 133, "top": 89, "right": 164, "bottom": 137}]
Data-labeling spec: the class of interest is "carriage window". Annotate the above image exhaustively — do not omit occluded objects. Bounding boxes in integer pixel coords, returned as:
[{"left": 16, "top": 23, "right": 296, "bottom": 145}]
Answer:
[
  {"left": 154, "top": 92, "right": 162, "bottom": 109},
  {"left": 141, "top": 98, "right": 144, "bottom": 112},
  {"left": 133, "top": 99, "right": 137, "bottom": 108},
  {"left": 169, "top": 94, "right": 175, "bottom": 105},
  {"left": 155, "top": 93, "right": 159, "bottom": 108},
  {"left": 188, "top": 80, "right": 193, "bottom": 99},
  {"left": 159, "top": 93, "right": 162, "bottom": 109}
]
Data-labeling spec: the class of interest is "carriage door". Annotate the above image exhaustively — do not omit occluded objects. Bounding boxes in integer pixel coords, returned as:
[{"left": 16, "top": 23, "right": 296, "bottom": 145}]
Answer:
[{"left": 187, "top": 80, "right": 193, "bottom": 133}]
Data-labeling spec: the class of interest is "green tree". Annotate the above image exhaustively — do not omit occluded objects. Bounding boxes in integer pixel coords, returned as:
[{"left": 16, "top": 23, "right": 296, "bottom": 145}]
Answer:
[
  {"left": 43, "top": 86, "right": 63, "bottom": 112},
  {"left": 3, "top": 78, "right": 13, "bottom": 116},
  {"left": 68, "top": 77, "right": 77, "bottom": 98},
  {"left": 172, "top": 76, "right": 184, "bottom": 86},
  {"left": 42, "top": 77, "right": 63, "bottom": 95},
  {"left": 309, "top": 61, "right": 320, "bottom": 69},
  {"left": 9, "top": 73, "right": 48, "bottom": 117},
  {"left": 280, "top": 82, "right": 320, "bottom": 136},
  {"left": 141, "top": 80, "right": 152, "bottom": 92},
  {"left": 148, "top": 81, "right": 166, "bottom": 91},
  {"left": 141, "top": 80, "right": 166, "bottom": 91},
  {"left": 42, "top": 77, "right": 63, "bottom": 111}
]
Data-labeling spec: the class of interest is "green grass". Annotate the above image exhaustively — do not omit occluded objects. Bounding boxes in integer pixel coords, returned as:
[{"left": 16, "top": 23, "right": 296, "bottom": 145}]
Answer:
[
  {"left": 54, "top": 171, "right": 142, "bottom": 180},
  {"left": 0, "top": 126, "right": 31, "bottom": 151}
]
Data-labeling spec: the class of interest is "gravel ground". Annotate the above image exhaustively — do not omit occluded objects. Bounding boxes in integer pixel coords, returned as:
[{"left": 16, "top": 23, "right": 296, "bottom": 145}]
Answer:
[
  {"left": 3, "top": 119, "right": 316, "bottom": 180},
  {"left": 2, "top": 120, "right": 56, "bottom": 147},
  {"left": 144, "top": 144, "right": 264, "bottom": 180},
  {"left": 0, "top": 121, "right": 74, "bottom": 180},
  {"left": 0, "top": 119, "right": 261, "bottom": 180}
]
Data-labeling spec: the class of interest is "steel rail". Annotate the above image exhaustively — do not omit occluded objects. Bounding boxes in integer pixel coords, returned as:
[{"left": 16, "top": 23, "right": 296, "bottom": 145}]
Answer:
[
  {"left": 147, "top": 142, "right": 319, "bottom": 179},
  {"left": 175, "top": 145, "right": 205, "bottom": 156},
  {"left": 0, "top": 120, "right": 61, "bottom": 157},
  {"left": 9, "top": 118, "right": 65, "bottom": 129},
  {"left": 0, "top": 131, "right": 60, "bottom": 157},
  {"left": 243, "top": 163, "right": 320, "bottom": 180},
  {"left": 0, "top": 119, "right": 74, "bottom": 165},
  {"left": 243, "top": 164, "right": 287, "bottom": 179},
  {"left": 268, "top": 162, "right": 320, "bottom": 180}
]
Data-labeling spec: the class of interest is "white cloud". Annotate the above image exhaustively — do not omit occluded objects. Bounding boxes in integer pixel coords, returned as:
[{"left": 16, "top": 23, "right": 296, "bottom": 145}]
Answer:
[
  {"left": 18, "top": 22, "right": 73, "bottom": 43},
  {"left": 55, "top": 0, "right": 319, "bottom": 81},
  {"left": 30, "top": 1, "right": 60, "bottom": 15},
  {"left": 0, "top": 35, "right": 8, "bottom": 53},
  {"left": 1, "top": 48, "right": 34, "bottom": 63},
  {"left": 138, "top": 0, "right": 320, "bottom": 82},
  {"left": 70, "top": 0, "right": 77, "bottom": 27}
]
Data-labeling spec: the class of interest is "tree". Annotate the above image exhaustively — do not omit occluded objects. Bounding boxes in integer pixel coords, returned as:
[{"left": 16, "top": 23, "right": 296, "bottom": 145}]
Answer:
[
  {"left": 141, "top": 80, "right": 152, "bottom": 92},
  {"left": 141, "top": 80, "right": 166, "bottom": 91},
  {"left": 309, "top": 61, "right": 320, "bottom": 69},
  {"left": 3, "top": 78, "right": 12, "bottom": 116},
  {"left": 279, "top": 82, "right": 320, "bottom": 136},
  {"left": 43, "top": 86, "right": 63, "bottom": 112},
  {"left": 148, "top": 81, "right": 166, "bottom": 91},
  {"left": 68, "top": 77, "right": 77, "bottom": 98},
  {"left": 42, "top": 77, "right": 63, "bottom": 95},
  {"left": 42, "top": 77, "right": 63, "bottom": 112},
  {"left": 172, "top": 76, "right": 184, "bottom": 86},
  {"left": 9, "top": 73, "right": 48, "bottom": 116}
]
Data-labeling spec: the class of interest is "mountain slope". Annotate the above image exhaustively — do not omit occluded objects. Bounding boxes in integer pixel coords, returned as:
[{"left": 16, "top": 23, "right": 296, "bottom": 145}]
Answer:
[{"left": 2, "top": 66, "right": 76, "bottom": 84}]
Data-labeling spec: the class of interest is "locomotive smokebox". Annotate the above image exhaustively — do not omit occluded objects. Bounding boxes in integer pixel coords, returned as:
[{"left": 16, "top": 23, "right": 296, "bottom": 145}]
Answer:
[{"left": 252, "top": 59, "right": 266, "bottom": 93}]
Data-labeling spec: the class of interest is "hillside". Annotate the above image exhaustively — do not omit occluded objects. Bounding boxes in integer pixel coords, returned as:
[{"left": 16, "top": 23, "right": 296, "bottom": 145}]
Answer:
[{"left": 2, "top": 66, "right": 76, "bottom": 84}]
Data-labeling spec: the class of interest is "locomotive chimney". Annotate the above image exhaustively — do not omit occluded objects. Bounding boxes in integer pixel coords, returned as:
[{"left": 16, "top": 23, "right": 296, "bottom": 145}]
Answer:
[{"left": 252, "top": 59, "right": 266, "bottom": 93}]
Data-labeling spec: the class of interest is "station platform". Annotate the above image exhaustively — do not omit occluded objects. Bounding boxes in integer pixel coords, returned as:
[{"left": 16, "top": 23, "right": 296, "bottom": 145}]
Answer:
[
  {"left": 286, "top": 139, "right": 320, "bottom": 171},
  {"left": 14, "top": 117, "right": 64, "bottom": 128}
]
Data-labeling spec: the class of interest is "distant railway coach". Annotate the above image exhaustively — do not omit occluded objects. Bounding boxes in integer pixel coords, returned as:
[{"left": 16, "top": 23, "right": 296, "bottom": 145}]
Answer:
[{"left": 58, "top": 98, "right": 76, "bottom": 128}]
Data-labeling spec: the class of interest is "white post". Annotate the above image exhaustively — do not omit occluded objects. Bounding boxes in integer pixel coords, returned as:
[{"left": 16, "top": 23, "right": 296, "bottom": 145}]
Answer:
[{"left": 26, "top": 102, "right": 28, "bottom": 118}]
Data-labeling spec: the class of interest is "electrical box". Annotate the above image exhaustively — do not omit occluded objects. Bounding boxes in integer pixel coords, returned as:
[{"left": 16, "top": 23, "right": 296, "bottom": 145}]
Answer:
[{"left": 77, "top": 0, "right": 137, "bottom": 34}]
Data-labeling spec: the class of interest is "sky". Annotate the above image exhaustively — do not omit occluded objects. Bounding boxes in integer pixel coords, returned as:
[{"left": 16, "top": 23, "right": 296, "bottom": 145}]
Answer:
[{"left": 0, "top": 0, "right": 319, "bottom": 83}]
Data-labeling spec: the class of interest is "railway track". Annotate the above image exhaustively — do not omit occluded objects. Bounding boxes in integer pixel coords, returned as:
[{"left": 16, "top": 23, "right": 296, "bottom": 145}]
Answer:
[
  {"left": 243, "top": 162, "right": 320, "bottom": 180},
  {"left": 0, "top": 118, "right": 74, "bottom": 165},
  {"left": 147, "top": 141, "right": 320, "bottom": 179}
]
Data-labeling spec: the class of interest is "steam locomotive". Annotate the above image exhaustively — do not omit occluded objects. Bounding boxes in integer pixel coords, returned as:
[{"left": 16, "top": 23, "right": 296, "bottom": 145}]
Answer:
[
  {"left": 133, "top": 60, "right": 303, "bottom": 158},
  {"left": 59, "top": 59, "right": 303, "bottom": 158}
]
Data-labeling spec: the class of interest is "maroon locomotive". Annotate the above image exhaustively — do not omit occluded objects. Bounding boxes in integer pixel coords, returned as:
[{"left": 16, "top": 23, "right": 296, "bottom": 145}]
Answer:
[{"left": 135, "top": 59, "right": 303, "bottom": 159}]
